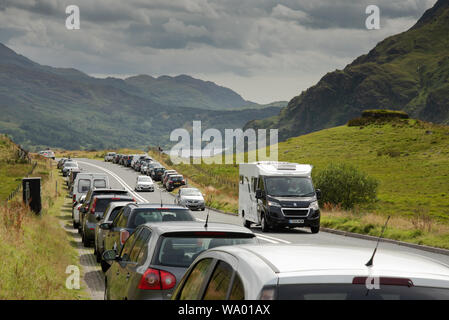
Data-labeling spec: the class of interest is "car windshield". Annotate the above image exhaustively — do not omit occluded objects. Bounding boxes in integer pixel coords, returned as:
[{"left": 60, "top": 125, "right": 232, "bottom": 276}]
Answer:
[
  {"left": 130, "top": 209, "right": 194, "bottom": 228},
  {"left": 182, "top": 189, "right": 202, "bottom": 196},
  {"left": 65, "top": 162, "right": 77, "bottom": 167},
  {"left": 277, "top": 284, "right": 449, "bottom": 300},
  {"left": 265, "top": 177, "right": 315, "bottom": 197},
  {"left": 155, "top": 235, "right": 257, "bottom": 268},
  {"left": 95, "top": 198, "right": 130, "bottom": 215}
]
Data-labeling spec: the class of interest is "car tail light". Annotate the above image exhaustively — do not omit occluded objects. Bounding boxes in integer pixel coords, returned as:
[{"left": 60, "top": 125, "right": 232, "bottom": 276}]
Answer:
[
  {"left": 90, "top": 198, "right": 97, "bottom": 214},
  {"left": 120, "top": 229, "right": 130, "bottom": 245},
  {"left": 138, "top": 268, "right": 176, "bottom": 290}
]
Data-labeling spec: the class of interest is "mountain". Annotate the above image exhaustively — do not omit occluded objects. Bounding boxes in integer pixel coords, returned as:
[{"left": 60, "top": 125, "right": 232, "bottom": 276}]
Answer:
[
  {"left": 246, "top": 0, "right": 449, "bottom": 141},
  {"left": 0, "top": 44, "right": 280, "bottom": 150}
]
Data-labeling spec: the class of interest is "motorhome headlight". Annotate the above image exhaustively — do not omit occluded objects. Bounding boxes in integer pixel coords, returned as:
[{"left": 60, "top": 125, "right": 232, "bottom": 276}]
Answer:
[
  {"left": 267, "top": 201, "right": 281, "bottom": 207},
  {"left": 309, "top": 201, "right": 319, "bottom": 211}
]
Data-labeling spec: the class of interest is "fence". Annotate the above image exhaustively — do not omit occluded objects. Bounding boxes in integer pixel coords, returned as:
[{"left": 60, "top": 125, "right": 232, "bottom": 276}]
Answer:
[{"left": 5, "top": 161, "right": 37, "bottom": 202}]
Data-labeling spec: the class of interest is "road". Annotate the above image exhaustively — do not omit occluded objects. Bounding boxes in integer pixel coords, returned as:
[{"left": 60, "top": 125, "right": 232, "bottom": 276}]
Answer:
[{"left": 75, "top": 158, "right": 449, "bottom": 266}]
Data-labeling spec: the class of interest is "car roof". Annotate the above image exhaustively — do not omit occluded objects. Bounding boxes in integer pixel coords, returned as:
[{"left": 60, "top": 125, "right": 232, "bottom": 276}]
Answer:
[
  {"left": 140, "top": 221, "right": 255, "bottom": 235},
  {"left": 211, "top": 244, "right": 449, "bottom": 277},
  {"left": 93, "top": 194, "right": 134, "bottom": 200},
  {"left": 92, "top": 188, "right": 126, "bottom": 192},
  {"left": 126, "top": 203, "right": 187, "bottom": 210}
]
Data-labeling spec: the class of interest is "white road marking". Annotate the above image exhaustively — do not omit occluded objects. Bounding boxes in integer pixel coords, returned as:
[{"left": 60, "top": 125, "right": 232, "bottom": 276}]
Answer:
[
  {"left": 254, "top": 233, "right": 291, "bottom": 244},
  {"left": 77, "top": 160, "right": 147, "bottom": 203}
]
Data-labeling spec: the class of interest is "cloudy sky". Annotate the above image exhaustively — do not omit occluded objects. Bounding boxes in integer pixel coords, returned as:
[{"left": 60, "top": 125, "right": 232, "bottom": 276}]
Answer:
[{"left": 0, "top": 0, "right": 437, "bottom": 103}]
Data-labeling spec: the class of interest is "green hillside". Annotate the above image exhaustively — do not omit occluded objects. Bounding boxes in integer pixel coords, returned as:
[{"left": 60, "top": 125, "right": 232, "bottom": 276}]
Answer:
[
  {"left": 247, "top": 0, "right": 449, "bottom": 141},
  {"left": 0, "top": 44, "right": 280, "bottom": 151},
  {"left": 152, "top": 117, "right": 449, "bottom": 247}
]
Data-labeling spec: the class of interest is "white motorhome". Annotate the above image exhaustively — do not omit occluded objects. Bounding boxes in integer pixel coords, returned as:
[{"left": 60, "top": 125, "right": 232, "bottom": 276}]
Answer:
[{"left": 239, "top": 161, "right": 321, "bottom": 233}]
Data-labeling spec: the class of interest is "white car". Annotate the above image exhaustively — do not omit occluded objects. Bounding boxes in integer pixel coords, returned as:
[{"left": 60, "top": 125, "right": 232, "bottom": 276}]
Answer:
[
  {"left": 173, "top": 244, "right": 449, "bottom": 300},
  {"left": 104, "top": 152, "right": 116, "bottom": 162},
  {"left": 176, "top": 187, "right": 206, "bottom": 211},
  {"left": 135, "top": 175, "right": 154, "bottom": 192}
]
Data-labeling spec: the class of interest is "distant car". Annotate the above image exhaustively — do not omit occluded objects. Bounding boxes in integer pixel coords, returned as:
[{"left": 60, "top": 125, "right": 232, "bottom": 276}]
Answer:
[
  {"left": 113, "top": 154, "right": 122, "bottom": 164},
  {"left": 135, "top": 175, "right": 155, "bottom": 192},
  {"left": 161, "top": 170, "right": 177, "bottom": 183},
  {"left": 176, "top": 188, "right": 205, "bottom": 211},
  {"left": 62, "top": 161, "right": 79, "bottom": 177},
  {"left": 150, "top": 166, "right": 166, "bottom": 181},
  {"left": 94, "top": 201, "right": 135, "bottom": 269},
  {"left": 81, "top": 194, "right": 135, "bottom": 247},
  {"left": 39, "top": 150, "right": 55, "bottom": 160},
  {"left": 103, "top": 221, "right": 258, "bottom": 300},
  {"left": 57, "top": 158, "right": 68, "bottom": 169},
  {"left": 71, "top": 172, "right": 110, "bottom": 206},
  {"left": 173, "top": 244, "right": 449, "bottom": 300},
  {"left": 104, "top": 152, "right": 116, "bottom": 162},
  {"left": 100, "top": 203, "right": 195, "bottom": 271},
  {"left": 165, "top": 174, "right": 185, "bottom": 191}
]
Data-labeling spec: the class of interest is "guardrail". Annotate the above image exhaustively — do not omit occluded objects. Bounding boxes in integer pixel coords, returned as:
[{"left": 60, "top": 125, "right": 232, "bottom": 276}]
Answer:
[{"left": 5, "top": 161, "right": 37, "bottom": 202}]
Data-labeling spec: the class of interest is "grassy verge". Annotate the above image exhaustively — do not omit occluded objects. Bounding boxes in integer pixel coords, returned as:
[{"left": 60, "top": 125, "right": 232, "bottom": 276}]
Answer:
[
  {"left": 0, "top": 156, "right": 89, "bottom": 299},
  {"left": 150, "top": 119, "right": 449, "bottom": 248}
]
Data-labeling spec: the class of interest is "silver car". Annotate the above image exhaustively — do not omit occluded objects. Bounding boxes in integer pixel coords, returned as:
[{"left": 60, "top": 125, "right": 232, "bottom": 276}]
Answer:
[
  {"left": 95, "top": 201, "right": 134, "bottom": 268},
  {"left": 135, "top": 175, "right": 155, "bottom": 192},
  {"left": 172, "top": 244, "right": 449, "bottom": 300},
  {"left": 103, "top": 221, "right": 258, "bottom": 300},
  {"left": 176, "top": 187, "right": 205, "bottom": 211}
]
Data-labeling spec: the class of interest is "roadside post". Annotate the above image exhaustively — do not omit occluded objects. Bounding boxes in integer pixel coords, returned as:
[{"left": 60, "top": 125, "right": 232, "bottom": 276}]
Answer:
[{"left": 22, "top": 177, "right": 42, "bottom": 214}]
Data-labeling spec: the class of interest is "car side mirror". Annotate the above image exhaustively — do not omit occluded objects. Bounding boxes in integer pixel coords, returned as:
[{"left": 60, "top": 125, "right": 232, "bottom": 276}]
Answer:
[
  {"left": 316, "top": 189, "right": 322, "bottom": 200},
  {"left": 102, "top": 250, "right": 118, "bottom": 262},
  {"left": 100, "top": 222, "right": 112, "bottom": 230},
  {"left": 255, "top": 189, "right": 265, "bottom": 199}
]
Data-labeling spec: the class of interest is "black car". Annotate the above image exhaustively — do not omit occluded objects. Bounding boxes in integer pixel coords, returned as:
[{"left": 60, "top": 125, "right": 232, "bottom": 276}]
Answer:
[
  {"left": 100, "top": 203, "right": 195, "bottom": 272},
  {"left": 79, "top": 188, "right": 131, "bottom": 232},
  {"left": 82, "top": 194, "right": 135, "bottom": 247},
  {"left": 150, "top": 166, "right": 166, "bottom": 181}
]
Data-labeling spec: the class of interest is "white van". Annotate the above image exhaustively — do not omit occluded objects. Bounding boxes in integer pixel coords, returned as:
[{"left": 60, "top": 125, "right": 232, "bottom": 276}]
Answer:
[
  {"left": 72, "top": 172, "right": 110, "bottom": 204},
  {"left": 239, "top": 161, "right": 321, "bottom": 233}
]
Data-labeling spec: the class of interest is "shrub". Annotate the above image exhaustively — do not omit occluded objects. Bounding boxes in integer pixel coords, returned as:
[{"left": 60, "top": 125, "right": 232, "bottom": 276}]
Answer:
[{"left": 315, "top": 163, "right": 379, "bottom": 210}]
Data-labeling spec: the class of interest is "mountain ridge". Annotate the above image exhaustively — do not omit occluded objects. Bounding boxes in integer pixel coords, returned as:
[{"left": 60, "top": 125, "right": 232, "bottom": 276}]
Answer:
[{"left": 246, "top": 0, "right": 449, "bottom": 140}]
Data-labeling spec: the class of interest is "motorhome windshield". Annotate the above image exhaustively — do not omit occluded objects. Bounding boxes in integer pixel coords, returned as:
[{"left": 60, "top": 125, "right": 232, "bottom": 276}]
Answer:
[{"left": 265, "top": 177, "right": 315, "bottom": 197}]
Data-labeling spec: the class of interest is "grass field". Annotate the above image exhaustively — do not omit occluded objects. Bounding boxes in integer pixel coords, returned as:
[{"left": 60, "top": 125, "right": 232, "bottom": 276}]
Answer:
[
  {"left": 150, "top": 118, "right": 449, "bottom": 248},
  {"left": 0, "top": 138, "right": 88, "bottom": 299}
]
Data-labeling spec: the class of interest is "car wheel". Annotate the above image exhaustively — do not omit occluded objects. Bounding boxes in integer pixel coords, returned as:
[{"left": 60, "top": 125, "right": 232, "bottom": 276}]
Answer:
[
  {"left": 96, "top": 248, "right": 102, "bottom": 263},
  {"left": 101, "top": 260, "right": 110, "bottom": 273},
  {"left": 244, "top": 219, "right": 251, "bottom": 228},
  {"left": 261, "top": 213, "right": 270, "bottom": 232},
  {"left": 73, "top": 221, "right": 79, "bottom": 229},
  {"left": 310, "top": 226, "right": 320, "bottom": 234}
]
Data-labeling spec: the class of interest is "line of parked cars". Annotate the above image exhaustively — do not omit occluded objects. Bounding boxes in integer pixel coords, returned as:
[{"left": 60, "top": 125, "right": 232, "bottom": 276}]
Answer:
[{"left": 62, "top": 157, "right": 449, "bottom": 300}]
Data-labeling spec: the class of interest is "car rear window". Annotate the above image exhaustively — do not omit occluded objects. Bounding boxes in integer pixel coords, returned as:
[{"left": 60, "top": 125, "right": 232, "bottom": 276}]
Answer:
[
  {"left": 93, "top": 179, "right": 107, "bottom": 188},
  {"left": 170, "top": 176, "right": 183, "bottom": 181},
  {"left": 129, "top": 209, "right": 194, "bottom": 228},
  {"left": 154, "top": 234, "right": 256, "bottom": 268},
  {"left": 277, "top": 284, "right": 449, "bottom": 300},
  {"left": 78, "top": 179, "right": 90, "bottom": 193},
  {"left": 95, "top": 198, "right": 131, "bottom": 213}
]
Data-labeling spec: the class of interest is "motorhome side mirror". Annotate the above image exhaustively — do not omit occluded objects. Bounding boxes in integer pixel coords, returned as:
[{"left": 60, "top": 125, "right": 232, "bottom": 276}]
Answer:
[
  {"left": 316, "top": 189, "right": 322, "bottom": 200},
  {"left": 255, "top": 189, "right": 265, "bottom": 199}
]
